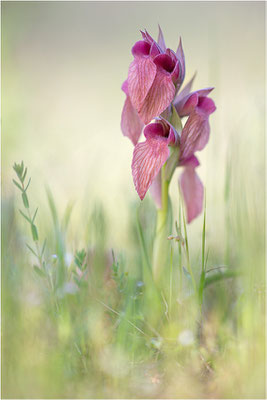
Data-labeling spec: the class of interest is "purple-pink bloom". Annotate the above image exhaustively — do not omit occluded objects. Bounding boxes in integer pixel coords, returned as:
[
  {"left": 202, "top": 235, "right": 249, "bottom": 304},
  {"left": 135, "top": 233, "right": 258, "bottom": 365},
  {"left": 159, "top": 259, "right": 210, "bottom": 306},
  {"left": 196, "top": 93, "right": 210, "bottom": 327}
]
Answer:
[
  {"left": 121, "top": 27, "right": 216, "bottom": 223},
  {"left": 177, "top": 89, "right": 216, "bottom": 222},
  {"left": 132, "top": 119, "right": 178, "bottom": 201},
  {"left": 121, "top": 28, "right": 185, "bottom": 135}
]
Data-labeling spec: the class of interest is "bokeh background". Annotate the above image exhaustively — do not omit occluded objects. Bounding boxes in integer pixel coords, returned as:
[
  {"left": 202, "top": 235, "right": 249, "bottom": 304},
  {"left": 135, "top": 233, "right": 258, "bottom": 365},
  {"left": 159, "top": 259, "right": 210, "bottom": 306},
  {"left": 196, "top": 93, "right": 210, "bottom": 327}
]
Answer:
[
  {"left": 2, "top": 1, "right": 265, "bottom": 398},
  {"left": 3, "top": 1, "right": 265, "bottom": 246}
]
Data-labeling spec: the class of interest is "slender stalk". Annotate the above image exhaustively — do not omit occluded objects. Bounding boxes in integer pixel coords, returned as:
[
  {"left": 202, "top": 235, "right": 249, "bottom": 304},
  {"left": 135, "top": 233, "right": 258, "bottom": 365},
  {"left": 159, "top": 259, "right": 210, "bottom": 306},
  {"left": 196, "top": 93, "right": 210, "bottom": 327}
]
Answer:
[
  {"left": 182, "top": 204, "right": 197, "bottom": 295},
  {"left": 152, "top": 164, "right": 171, "bottom": 281},
  {"left": 199, "top": 194, "right": 207, "bottom": 311},
  {"left": 169, "top": 246, "right": 173, "bottom": 317},
  {"left": 176, "top": 205, "right": 183, "bottom": 295}
]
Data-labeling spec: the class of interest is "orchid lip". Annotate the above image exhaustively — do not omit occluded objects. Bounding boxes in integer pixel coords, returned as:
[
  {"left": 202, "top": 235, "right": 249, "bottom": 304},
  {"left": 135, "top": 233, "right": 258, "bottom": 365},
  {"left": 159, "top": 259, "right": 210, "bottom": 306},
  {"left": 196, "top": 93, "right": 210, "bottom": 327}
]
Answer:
[{"left": 153, "top": 54, "right": 175, "bottom": 73}]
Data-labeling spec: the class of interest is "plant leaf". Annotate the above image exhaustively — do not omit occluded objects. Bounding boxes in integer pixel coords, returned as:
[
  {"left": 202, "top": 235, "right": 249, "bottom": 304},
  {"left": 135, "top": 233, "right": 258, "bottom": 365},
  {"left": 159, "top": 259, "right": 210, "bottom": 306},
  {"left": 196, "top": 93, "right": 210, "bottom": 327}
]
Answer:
[
  {"left": 13, "top": 179, "right": 23, "bottom": 192},
  {"left": 19, "top": 209, "right": 32, "bottom": 224},
  {"left": 32, "top": 207, "right": 38, "bottom": 223},
  {"left": 24, "top": 177, "right": 31, "bottom": 192},
  {"left": 22, "top": 192, "right": 29, "bottom": 208},
  {"left": 41, "top": 239, "right": 47, "bottom": 256},
  {"left": 170, "top": 104, "right": 183, "bottom": 133},
  {"left": 31, "top": 224, "right": 39, "bottom": 241},
  {"left": 26, "top": 243, "right": 38, "bottom": 258},
  {"left": 33, "top": 265, "right": 46, "bottom": 278},
  {"left": 22, "top": 167, "right": 27, "bottom": 183}
]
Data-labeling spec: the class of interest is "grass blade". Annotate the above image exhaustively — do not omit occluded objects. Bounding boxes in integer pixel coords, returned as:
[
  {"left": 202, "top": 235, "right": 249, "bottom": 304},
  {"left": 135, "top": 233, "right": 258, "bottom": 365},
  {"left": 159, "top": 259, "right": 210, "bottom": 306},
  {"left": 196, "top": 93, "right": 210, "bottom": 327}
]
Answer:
[
  {"left": 32, "top": 207, "right": 38, "bottom": 224},
  {"left": 19, "top": 209, "right": 32, "bottom": 224},
  {"left": 13, "top": 179, "right": 23, "bottom": 192},
  {"left": 26, "top": 243, "right": 38, "bottom": 258}
]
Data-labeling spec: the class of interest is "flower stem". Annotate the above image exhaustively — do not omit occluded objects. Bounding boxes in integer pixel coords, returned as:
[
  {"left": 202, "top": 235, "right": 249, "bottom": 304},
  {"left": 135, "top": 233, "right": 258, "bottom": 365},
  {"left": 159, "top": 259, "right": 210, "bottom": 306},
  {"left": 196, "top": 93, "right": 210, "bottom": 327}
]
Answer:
[{"left": 152, "top": 164, "right": 171, "bottom": 282}]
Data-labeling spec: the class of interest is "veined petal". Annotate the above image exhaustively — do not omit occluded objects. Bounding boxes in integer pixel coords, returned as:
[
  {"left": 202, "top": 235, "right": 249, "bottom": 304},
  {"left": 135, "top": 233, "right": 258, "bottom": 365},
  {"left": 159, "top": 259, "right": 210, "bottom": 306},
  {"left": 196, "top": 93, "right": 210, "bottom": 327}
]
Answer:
[
  {"left": 138, "top": 69, "right": 176, "bottom": 124},
  {"left": 180, "top": 167, "right": 203, "bottom": 223},
  {"left": 180, "top": 108, "right": 210, "bottom": 159},
  {"left": 149, "top": 171, "right": 162, "bottom": 208},
  {"left": 132, "top": 136, "right": 170, "bottom": 200},
  {"left": 121, "top": 95, "right": 144, "bottom": 145},
  {"left": 128, "top": 56, "right": 157, "bottom": 111}
]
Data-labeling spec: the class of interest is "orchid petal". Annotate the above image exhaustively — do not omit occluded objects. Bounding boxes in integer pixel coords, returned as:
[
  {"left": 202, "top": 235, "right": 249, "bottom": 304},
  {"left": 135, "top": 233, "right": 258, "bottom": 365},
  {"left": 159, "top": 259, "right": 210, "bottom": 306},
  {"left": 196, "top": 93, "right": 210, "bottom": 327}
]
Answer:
[
  {"left": 138, "top": 69, "right": 176, "bottom": 124},
  {"left": 132, "top": 40, "right": 151, "bottom": 57},
  {"left": 196, "top": 87, "right": 214, "bottom": 97},
  {"left": 175, "top": 88, "right": 215, "bottom": 117},
  {"left": 128, "top": 56, "right": 157, "bottom": 112},
  {"left": 174, "top": 73, "right": 196, "bottom": 105},
  {"left": 175, "top": 38, "right": 185, "bottom": 84},
  {"left": 149, "top": 41, "right": 162, "bottom": 57},
  {"left": 141, "top": 30, "right": 154, "bottom": 45},
  {"left": 132, "top": 136, "right": 170, "bottom": 200},
  {"left": 144, "top": 122, "right": 165, "bottom": 139},
  {"left": 175, "top": 92, "right": 199, "bottom": 117},
  {"left": 157, "top": 25, "right": 167, "bottom": 52},
  {"left": 179, "top": 154, "right": 200, "bottom": 168},
  {"left": 121, "top": 95, "right": 144, "bottom": 145},
  {"left": 180, "top": 167, "right": 203, "bottom": 223},
  {"left": 180, "top": 108, "right": 210, "bottom": 159},
  {"left": 171, "top": 60, "right": 181, "bottom": 84},
  {"left": 158, "top": 116, "right": 180, "bottom": 145},
  {"left": 121, "top": 80, "right": 128, "bottom": 95},
  {"left": 198, "top": 96, "right": 216, "bottom": 115},
  {"left": 153, "top": 54, "right": 175, "bottom": 73}
]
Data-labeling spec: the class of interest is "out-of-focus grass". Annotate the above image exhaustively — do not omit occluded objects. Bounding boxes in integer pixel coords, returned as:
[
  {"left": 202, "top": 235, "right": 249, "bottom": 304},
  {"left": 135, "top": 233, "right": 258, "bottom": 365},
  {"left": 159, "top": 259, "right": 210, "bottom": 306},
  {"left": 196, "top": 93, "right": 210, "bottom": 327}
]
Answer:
[{"left": 2, "top": 158, "right": 265, "bottom": 399}]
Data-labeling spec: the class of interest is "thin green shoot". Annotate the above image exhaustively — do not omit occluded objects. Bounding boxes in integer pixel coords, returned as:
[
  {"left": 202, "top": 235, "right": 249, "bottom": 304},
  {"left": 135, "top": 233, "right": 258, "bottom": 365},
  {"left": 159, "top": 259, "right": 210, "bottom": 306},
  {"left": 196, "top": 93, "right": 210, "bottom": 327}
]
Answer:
[
  {"left": 180, "top": 191, "right": 197, "bottom": 295},
  {"left": 169, "top": 245, "right": 173, "bottom": 317}
]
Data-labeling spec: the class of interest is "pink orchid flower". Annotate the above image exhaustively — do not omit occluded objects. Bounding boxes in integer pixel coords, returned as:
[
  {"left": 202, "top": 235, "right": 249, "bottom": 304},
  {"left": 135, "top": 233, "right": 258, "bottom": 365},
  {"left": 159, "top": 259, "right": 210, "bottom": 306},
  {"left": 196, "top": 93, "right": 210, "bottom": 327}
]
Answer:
[
  {"left": 132, "top": 118, "right": 178, "bottom": 201},
  {"left": 178, "top": 93, "right": 216, "bottom": 222},
  {"left": 121, "top": 27, "right": 216, "bottom": 223},
  {"left": 121, "top": 27, "right": 185, "bottom": 143}
]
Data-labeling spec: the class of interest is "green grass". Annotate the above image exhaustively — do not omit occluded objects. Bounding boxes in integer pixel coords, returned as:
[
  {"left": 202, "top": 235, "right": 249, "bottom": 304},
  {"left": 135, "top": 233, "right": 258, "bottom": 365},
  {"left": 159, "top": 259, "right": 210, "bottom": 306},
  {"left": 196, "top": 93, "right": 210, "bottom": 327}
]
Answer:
[{"left": 2, "top": 162, "right": 265, "bottom": 399}]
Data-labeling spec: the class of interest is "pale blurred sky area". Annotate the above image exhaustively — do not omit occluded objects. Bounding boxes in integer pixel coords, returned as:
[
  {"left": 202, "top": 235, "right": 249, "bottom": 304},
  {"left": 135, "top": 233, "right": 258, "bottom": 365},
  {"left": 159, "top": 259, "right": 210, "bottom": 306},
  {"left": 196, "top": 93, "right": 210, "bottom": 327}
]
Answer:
[{"left": 2, "top": 1, "right": 265, "bottom": 246}]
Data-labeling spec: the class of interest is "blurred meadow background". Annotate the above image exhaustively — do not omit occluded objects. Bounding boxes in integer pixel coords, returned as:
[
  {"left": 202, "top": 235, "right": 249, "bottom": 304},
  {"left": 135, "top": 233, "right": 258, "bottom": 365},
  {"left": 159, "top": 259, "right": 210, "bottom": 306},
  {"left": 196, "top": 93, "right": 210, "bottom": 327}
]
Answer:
[{"left": 2, "top": 1, "right": 265, "bottom": 398}]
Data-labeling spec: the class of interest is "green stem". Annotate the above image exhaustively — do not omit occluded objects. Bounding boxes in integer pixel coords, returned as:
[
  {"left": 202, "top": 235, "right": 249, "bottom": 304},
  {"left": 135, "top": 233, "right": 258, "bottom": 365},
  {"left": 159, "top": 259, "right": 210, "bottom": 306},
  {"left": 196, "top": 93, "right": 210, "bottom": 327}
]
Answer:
[
  {"left": 181, "top": 205, "right": 197, "bottom": 295},
  {"left": 152, "top": 164, "right": 171, "bottom": 281}
]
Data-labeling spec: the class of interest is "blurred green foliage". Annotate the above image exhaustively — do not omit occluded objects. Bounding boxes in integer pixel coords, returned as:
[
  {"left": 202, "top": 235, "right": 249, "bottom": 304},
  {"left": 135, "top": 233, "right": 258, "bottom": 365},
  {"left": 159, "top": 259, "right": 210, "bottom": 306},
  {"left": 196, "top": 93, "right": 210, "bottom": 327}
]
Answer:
[{"left": 2, "top": 160, "right": 265, "bottom": 399}]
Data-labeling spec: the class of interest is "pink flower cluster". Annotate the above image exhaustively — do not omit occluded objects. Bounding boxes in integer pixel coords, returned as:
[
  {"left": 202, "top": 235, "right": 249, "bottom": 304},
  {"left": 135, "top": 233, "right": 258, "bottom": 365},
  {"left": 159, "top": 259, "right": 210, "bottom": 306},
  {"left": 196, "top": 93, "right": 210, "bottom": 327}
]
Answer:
[{"left": 121, "top": 28, "right": 216, "bottom": 223}]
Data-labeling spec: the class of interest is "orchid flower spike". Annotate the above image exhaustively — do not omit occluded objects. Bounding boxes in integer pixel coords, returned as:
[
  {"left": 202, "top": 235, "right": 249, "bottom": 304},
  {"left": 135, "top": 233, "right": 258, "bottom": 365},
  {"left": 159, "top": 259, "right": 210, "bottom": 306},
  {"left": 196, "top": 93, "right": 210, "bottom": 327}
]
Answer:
[{"left": 121, "top": 27, "right": 216, "bottom": 223}]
